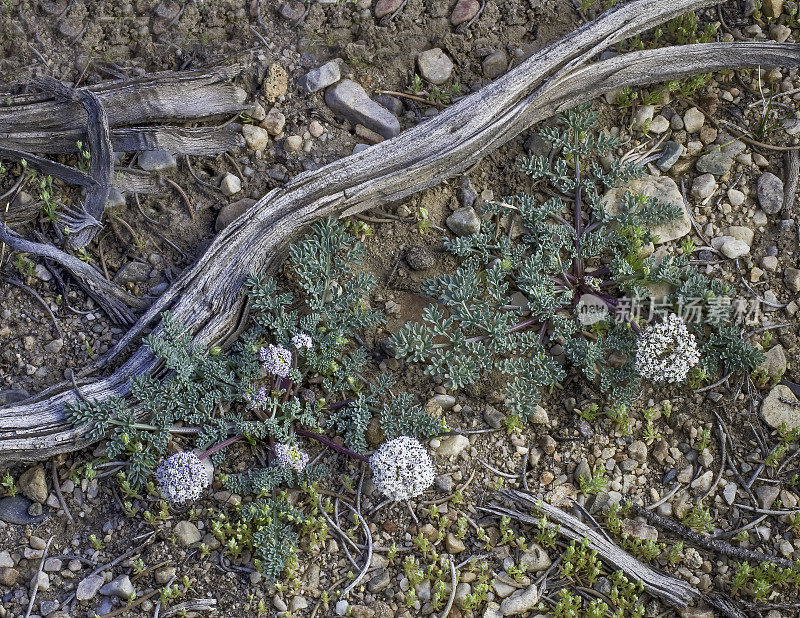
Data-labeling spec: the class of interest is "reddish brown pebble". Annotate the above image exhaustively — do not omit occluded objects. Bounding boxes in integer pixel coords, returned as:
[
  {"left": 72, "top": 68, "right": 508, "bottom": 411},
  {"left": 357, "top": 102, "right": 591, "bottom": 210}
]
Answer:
[
  {"left": 450, "top": 0, "right": 480, "bottom": 25},
  {"left": 375, "top": 0, "right": 404, "bottom": 19}
]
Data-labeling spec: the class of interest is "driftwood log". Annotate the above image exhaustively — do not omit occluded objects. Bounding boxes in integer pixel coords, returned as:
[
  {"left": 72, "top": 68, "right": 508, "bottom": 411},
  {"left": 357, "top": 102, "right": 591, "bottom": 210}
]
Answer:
[{"left": 1, "top": 0, "right": 799, "bottom": 463}]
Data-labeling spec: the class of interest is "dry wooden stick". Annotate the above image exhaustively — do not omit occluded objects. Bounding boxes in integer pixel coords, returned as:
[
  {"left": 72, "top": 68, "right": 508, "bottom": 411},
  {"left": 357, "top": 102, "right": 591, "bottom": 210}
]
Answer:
[
  {"left": 628, "top": 502, "right": 797, "bottom": 569},
  {"left": 485, "top": 490, "right": 700, "bottom": 608}
]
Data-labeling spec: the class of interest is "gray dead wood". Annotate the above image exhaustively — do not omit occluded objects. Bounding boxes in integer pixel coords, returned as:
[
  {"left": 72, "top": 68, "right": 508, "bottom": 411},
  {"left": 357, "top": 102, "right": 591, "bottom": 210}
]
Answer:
[
  {"left": 484, "top": 491, "right": 747, "bottom": 617},
  {"left": 484, "top": 492, "right": 699, "bottom": 608},
  {"left": 0, "top": 65, "right": 247, "bottom": 133},
  {"left": 0, "top": 224, "right": 146, "bottom": 324},
  {"left": 34, "top": 78, "right": 113, "bottom": 249},
  {"left": 0, "top": 145, "right": 95, "bottom": 187},
  {"left": 2, "top": 124, "right": 244, "bottom": 156},
  {"left": 0, "top": 0, "right": 798, "bottom": 462}
]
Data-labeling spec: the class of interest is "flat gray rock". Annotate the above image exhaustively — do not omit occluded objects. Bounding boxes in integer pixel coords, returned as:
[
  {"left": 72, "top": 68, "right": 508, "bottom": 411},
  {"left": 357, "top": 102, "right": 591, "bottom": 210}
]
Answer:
[
  {"left": 300, "top": 60, "right": 341, "bottom": 93},
  {"left": 0, "top": 496, "right": 48, "bottom": 525},
  {"left": 325, "top": 80, "right": 400, "bottom": 139},
  {"left": 757, "top": 171, "right": 784, "bottom": 215},
  {"left": 137, "top": 150, "right": 177, "bottom": 172}
]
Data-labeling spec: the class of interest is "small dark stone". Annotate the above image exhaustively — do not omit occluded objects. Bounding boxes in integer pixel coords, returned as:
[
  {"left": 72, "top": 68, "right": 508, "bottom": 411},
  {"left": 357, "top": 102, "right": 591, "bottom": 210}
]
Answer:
[
  {"left": 523, "top": 133, "right": 550, "bottom": 158},
  {"left": 278, "top": 1, "right": 305, "bottom": 21},
  {"left": 656, "top": 140, "right": 682, "bottom": 172},
  {"left": 0, "top": 496, "right": 48, "bottom": 525},
  {"left": 458, "top": 176, "right": 477, "bottom": 209},
  {"left": 576, "top": 419, "right": 594, "bottom": 439},
  {"left": 0, "top": 389, "right": 30, "bottom": 405},
  {"left": 406, "top": 246, "right": 435, "bottom": 271},
  {"left": 662, "top": 468, "right": 678, "bottom": 485},
  {"left": 372, "top": 94, "right": 404, "bottom": 117}
]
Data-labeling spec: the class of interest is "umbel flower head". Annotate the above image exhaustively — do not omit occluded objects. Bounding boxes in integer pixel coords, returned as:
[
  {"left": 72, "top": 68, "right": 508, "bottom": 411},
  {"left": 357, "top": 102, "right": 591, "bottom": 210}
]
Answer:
[
  {"left": 274, "top": 442, "right": 309, "bottom": 472},
  {"left": 260, "top": 344, "right": 292, "bottom": 378},
  {"left": 635, "top": 313, "right": 700, "bottom": 383},
  {"left": 292, "top": 333, "right": 313, "bottom": 350},
  {"left": 155, "top": 451, "right": 211, "bottom": 505},
  {"left": 369, "top": 436, "right": 435, "bottom": 501}
]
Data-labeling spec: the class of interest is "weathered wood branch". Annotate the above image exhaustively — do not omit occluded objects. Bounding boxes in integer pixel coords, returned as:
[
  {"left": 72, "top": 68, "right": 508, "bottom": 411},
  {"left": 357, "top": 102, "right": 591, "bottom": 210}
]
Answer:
[
  {"left": 485, "top": 491, "right": 747, "bottom": 618},
  {"left": 1, "top": 0, "right": 798, "bottom": 462},
  {"left": 2, "top": 124, "right": 243, "bottom": 156},
  {"left": 0, "top": 65, "right": 247, "bottom": 133},
  {"left": 483, "top": 492, "right": 700, "bottom": 608}
]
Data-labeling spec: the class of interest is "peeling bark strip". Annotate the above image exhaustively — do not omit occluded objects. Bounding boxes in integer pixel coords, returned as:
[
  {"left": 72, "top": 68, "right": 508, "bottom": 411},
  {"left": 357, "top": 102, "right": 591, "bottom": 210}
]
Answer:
[
  {"left": 34, "top": 78, "right": 113, "bottom": 249},
  {"left": 0, "top": 65, "right": 247, "bottom": 133},
  {"left": 1, "top": 0, "right": 799, "bottom": 462},
  {"left": 2, "top": 124, "right": 243, "bottom": 156}
]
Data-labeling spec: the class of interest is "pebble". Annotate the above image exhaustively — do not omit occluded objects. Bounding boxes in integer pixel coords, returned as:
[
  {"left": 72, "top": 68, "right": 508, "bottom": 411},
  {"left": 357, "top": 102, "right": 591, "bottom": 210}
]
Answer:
[
  {"left": 154, "top": 566, "right": 176, "bottom": 585},
  {"left": 756, "top": 485, "right": 780, "bottom": 510},
  {"left": 720, "top": 238, "right": 750, "bottom": 258},
  {"left": 727, "top": 188, "right": 745, "bottom": 207},
  {"left": 445, "top": 532, "right": 466, "bottom": 553},
  {"left": 500, "top": 583, "right": 539, "bottom": 616},
  {"left": 649, "top": 115, "right": 669, "bottom": 134},
  {"left": 137, "top": 150, "right": 177, "bottom": 172},
  {"left": 757, "top": 172, "right": 784, "bottom": 214},
  {"left": 241, "top": 124, "right": 269, "bottom": 152},
  {"left": 691, "top": 174, "right": 716, "bottom": 200},
  {"left": 482, "top": 50, "right": 507, "bottom": 79},
  {"left": 683, "top": 107, "right": 705, "bottom": 133},
  {"left": 406, "top": 246, "right": 435, "bottom": 270},
  {"left": 762, "top": 385, "right": 800, "bottom": 430},
  {"left": 417, "top": 48, "right": 454, "bottom": 85},
  {"left": 696, "top": 150, "right": 732, "bottom": 176},
  {"left": 0, "top": 567, "right": 19, "bottom": 587},
  {"left": 44, "top": 338, "right": 64, "bottom": 354},
  {"left": 174, "top": 520, "right": 201, "bottom": 547},
  {"left": 219, "top": 173, "right": 241, "bottom": 196},
  {"left": 0, "top": 495, "right": 47, "bottom": 525},
  {"left": 374, "top": 0, "right": 403, "bottom": 19},
  {"left": 284, "top": 135, "right": 303, "bottom": 152},
  {"left": 100, "top": 575, "right": 135, "bottom": 600},
  {"left": 520, "top": 543, "right": 551, "bottom": 572},
  {"left": 632, "top": 105, "right": 654, "bottom": 131},
  {"left": 300, "top": 60, "right": 341, "bottom": 93},
  {"left": 628, "top": 440, "right": 648, "bottom": 463},
  {"left": 761, "top": 255, "right": 779, "bottom": 272},
  {"left": 785, "top": 267, "right": 800, "bottom": 292},
  {"left": 76, "top": 573, "right": 104, "bottom": 601},
  {"left": 309, "top": 120, "right": 324, "bottom": 138},
  {"left": 723, "top": 482, "right": 737, "bottom": 505},
  {"left": 215, "top": 198, "right": 256, "bottom": 233},
  {"left": 691, "top": 470, "right": 713, "bottom": 493},
  {"left": 484, "top": 405, "right": 505, "bottom": 429},
  {"left": 18, "top": 465, "right": 48, "bottom": 504},
  {"left": 604, "top": 175, "right": 689, "bottom": 242},
  {"left": 446, "top": 206, "right": 481, "bottom": 236},
  {"left": 656, "top": 140, "right": 683, "bottom": 172},
  {"left": 261, "top": 107, "right": 286, "bottom": 136},
  {"left": 435, "top": 434, "right": 469, "bottom": 458},
  {"left": 325, "top": 80, "right": 401, "bottom": 139},
  {"left": 290, "top": 596, "right": 309, "bottom": 612},
  {"left": 451, "top": 0, "right": 480, "bottom": 24},
  {"left": 335, "top": 599, "right": 349, "bottom": 615}
]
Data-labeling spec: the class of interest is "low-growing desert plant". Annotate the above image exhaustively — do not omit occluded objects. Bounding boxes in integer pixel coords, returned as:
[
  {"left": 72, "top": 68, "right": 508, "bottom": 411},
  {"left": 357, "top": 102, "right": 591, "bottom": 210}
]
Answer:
[{"left": 392, "top": 103, "right": 762, "bottom": 425}]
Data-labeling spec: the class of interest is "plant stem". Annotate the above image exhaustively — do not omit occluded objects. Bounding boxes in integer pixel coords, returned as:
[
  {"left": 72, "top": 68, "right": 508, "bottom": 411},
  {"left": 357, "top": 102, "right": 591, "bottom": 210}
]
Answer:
[
  {"left": 295, "top": 426, "right": 370, "bottom": 463},
  {"left": 200, "top": 434, "right": 244, "bottom": 460}
]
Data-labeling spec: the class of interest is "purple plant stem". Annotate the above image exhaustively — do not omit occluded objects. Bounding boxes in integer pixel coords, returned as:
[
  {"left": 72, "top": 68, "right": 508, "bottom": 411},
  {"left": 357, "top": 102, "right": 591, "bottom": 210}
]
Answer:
[
  {"left": 200, "top": 434, "right": 244, "bottom": 460},
  {"left": 295, "top": 426, "right": 370, "bottom": 463}
]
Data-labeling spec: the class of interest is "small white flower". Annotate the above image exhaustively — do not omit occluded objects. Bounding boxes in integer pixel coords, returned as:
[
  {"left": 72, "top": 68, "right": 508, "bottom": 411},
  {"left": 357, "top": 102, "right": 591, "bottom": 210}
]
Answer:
[
  {"left": 274, "top": 442, "right": 309, "bottom": 472},
  {"left": 156, "top": 451, "right": 211, "bottom": 505},
  {"left": 370, "top": 436, "right": 435, "bottom": 501},
  {"left": 635, "top": 313, "right": 700, "bottom": 383},
  {"left": 292, "top": 333, "right": 313, "bottom": 350},
  {"left": 260, "top": 344, "right": 292, "bottom": 378}
]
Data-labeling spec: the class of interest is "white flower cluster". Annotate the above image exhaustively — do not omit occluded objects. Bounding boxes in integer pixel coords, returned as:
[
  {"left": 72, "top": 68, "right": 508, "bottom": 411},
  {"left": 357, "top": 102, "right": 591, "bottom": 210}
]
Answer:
[
  {"left": 274, "top": 442, "right": 309, "bottom": 472},
  {"left": 292, "top": 333, "right": 313, "bottom": 350},
  {"left": 369, "top": 436, "right": 435, "bottom": 501},
  {"left": 155, "top": 451, "right": 211, "bottom": 505},
  {"left": 635, "top": 313, "right": 700, "bottom": 383}
]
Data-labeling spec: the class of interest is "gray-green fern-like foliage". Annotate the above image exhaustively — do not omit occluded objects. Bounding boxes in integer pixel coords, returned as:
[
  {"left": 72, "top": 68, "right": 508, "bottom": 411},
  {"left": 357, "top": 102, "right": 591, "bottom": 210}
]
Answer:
[
  {"left": 392, "top": 103, "right": 762, "bottom": 417},
  {"left": 65, "top": 218, "right": 443, "bottom": 579}
]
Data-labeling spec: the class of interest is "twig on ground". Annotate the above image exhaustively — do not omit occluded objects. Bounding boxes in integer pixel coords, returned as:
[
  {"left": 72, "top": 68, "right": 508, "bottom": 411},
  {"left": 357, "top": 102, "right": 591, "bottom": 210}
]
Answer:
[
  {"left": 340, "top": 499, "right": 373, "bottom": 598},
  {"left": 629, "top": 502, "right": 797, "bottom": 568},
  {"left": 440, "top": 557, "right": 457, "bottom": 618},
  {"left": 51, "top": 458, "right": 75, "bottom": 525},
  {"left": 784, "top": 149, "right": 799, "bottom": 216},
  {"left": 164, "top": 177, "right": 196, "bottom": 221},
  {"left": 23, "top": 535, "right": 53, "bottom": 618}
]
